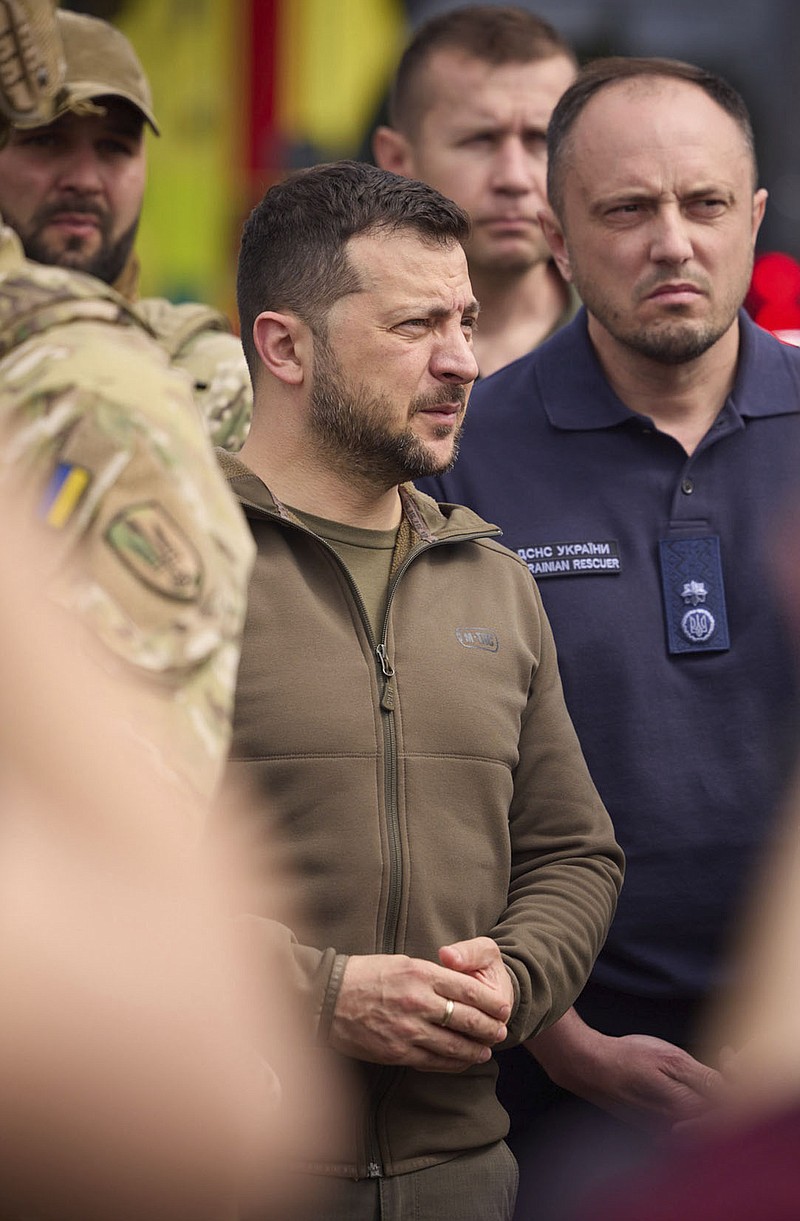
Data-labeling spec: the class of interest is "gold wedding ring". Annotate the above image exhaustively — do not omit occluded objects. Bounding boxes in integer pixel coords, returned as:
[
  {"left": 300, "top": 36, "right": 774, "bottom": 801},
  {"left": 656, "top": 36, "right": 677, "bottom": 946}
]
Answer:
[{"left": 439, "top": 998, "right": 455, "bottom": 1028}]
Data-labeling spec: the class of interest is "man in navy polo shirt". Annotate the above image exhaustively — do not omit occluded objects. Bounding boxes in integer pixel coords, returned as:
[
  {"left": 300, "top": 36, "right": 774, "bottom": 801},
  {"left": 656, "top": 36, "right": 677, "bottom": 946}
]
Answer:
[{"left": 418, "top": 54, "right": 800, "bottom": 1168}]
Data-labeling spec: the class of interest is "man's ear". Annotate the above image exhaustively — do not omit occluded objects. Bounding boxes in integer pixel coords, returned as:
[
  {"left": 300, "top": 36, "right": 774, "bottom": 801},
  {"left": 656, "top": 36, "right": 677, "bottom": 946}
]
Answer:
[
  {"left": 252, "top": 312, "right": 309, "bottom": 386},
  {"left": 373, "top": 125, "right": 415, "bottom": 176},
  {"left": 752, "top": 187, "right": 768, "bottom": 242},
  {"left": 538, "top": 206, "right": 573, "bottom": 283}
]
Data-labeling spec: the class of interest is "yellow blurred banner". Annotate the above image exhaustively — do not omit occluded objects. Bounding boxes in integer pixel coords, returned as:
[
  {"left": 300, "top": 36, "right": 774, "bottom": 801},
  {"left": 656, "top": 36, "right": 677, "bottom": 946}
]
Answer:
[
  {"left": 116, "top": 0, "right": 245, "bottom": 312},
  {"left": 277, "top": 0, "right": 404, "bottom": 155}
]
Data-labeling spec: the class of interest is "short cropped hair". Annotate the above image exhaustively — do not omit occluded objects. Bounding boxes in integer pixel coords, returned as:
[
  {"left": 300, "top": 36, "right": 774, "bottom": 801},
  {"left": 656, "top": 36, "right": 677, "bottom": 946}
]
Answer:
[
  {"left": 389, "top": 5, "right": 576, "bottom": 137},
  {"left": 547, "top": 56, "right": 758, "bottom": 218},
  {"left": 236, "top": 160, "right": 470, "bottom": 375}
]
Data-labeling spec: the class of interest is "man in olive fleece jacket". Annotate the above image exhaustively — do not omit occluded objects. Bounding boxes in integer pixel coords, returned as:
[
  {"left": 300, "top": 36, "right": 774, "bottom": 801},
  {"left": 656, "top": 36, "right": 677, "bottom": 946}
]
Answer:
[{"left": 226, "top": 160, "right": 623, "bottom": 1221}]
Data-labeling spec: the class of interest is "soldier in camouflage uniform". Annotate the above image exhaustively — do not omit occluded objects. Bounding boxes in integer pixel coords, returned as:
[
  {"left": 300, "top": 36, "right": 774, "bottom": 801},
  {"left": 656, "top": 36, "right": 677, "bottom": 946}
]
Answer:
[
  {"left": 0, "top": 6, "right": 252, "bottom": 453},
  {"left": 0, "top": 4, "right": 254, "bottom": 798},
  {"left": 0, "top": 217, "right": 253, "bottom": 799}
]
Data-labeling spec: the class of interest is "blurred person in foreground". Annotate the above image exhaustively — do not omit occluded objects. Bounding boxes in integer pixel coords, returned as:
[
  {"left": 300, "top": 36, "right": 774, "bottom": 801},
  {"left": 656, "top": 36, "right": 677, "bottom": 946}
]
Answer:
[
  {"left": 222, "top": 159, "right": 624, "bottom": 1221},
  {"left": 419, "top": 54, "right": 800, "bottom": 1204},
  {"left": 0, "top": 13, "right": 312, "bottom": 1215},
  {"left": 578, "top": 799, "right": 800, "bottom": 1221},
  {"left": 0, "top": 497, "right": 324, "bottom": 1221},
  {"left": 0, "top": 6, "right": 252, "bottom": 451},
  {"left": 374, "top": 5, "right": 577, "bottom": 377}
]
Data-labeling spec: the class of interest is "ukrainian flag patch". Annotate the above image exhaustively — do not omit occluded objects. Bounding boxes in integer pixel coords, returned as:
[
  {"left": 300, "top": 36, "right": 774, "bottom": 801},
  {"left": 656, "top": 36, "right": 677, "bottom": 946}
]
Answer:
[{"left": 40, "top": 462, "right": 91, "bottom": 528}]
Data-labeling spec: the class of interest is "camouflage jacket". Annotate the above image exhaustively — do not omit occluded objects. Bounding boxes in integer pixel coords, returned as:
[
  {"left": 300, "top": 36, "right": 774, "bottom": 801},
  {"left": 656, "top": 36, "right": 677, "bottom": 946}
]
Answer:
[
  {"left": 0, "top": 225, "right": 254, "bottom": 799},
  {"left": 135, "top": 297, "right": 253, "bottom": 453}
]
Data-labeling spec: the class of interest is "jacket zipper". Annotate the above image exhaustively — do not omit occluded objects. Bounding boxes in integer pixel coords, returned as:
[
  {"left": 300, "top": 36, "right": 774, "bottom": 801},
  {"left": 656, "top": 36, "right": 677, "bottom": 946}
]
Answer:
[{"left": 243, "top": 506, "right": 497, "bottom": 1176}]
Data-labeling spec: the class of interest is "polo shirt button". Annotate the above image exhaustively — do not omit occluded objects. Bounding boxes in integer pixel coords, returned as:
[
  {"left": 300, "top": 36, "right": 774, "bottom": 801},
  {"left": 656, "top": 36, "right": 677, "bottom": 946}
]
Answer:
[{"left": 681, "top": 477, "right": 694, "bottom": 495}]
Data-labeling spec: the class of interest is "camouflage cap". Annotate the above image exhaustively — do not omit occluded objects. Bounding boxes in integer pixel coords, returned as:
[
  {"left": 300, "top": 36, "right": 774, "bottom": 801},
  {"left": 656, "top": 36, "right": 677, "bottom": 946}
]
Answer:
[
  {"left": 0, "top": 0, "right": 65, "bottom": 130},
  {"left": 55, "top": 9, "right": 160, "bottom": 135}
]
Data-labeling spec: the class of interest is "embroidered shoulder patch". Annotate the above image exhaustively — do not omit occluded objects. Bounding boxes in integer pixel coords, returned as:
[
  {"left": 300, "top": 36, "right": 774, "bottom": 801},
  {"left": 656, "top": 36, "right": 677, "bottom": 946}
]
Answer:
[{"left": 105, "top": 502, "right": 203, "bottom": 602}]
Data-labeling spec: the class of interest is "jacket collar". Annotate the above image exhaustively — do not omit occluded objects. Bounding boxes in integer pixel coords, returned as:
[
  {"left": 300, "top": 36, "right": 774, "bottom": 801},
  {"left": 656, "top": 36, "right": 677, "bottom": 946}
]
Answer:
[
  {"left": 536, "top": 307, "right": 800, "bottom": 433},
  {"left": 216, "top": 450, "right": 500, "bottom": 542}
]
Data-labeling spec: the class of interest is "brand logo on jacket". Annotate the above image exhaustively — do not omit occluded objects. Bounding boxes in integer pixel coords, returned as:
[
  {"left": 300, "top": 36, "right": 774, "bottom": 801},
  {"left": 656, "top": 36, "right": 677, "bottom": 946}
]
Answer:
[{"left": 455, "top": 628, "right": 499, "bottom": 652}]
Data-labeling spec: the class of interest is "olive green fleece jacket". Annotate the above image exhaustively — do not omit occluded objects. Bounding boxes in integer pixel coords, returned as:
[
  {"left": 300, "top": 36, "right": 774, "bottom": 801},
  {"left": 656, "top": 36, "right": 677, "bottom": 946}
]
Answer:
[{"left": 221, "top": 452, "right": 624, "bottom": 1179}]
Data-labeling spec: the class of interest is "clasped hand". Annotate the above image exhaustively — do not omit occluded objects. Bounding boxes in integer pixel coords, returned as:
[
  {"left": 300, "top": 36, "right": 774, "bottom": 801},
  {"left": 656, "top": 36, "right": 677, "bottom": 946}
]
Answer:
[{"left": 329, "top": 936, "right": 514, "bottom": 1073}]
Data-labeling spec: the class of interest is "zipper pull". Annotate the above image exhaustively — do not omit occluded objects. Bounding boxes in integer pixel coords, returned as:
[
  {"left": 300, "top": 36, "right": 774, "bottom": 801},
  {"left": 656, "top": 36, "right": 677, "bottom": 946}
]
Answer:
[
  {"left": 376, "top": 644, "right": 396, "bottom": 710},
  {"left": 376, "top": 643, "right": 395, "bottom": 678}
]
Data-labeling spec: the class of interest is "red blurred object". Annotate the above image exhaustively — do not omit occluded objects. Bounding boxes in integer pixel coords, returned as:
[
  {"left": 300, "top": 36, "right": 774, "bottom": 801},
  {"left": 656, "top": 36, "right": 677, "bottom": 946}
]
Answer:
[
  {"left": 745, "top": 251, "right": 800, "bottom": 345},
  {"left": 580, "top": 1108, "right": 800, "bottom": 1221}
]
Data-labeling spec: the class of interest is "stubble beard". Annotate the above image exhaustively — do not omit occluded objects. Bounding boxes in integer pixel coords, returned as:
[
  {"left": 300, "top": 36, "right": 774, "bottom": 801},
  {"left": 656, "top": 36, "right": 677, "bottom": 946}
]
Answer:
[
  {"left": 17, "top": 205, "right": 140, "bottom": 285},
  {"left": 613, "top": 315, "right": 731, "bottom": 365},
  {"left": 309, "top": 336, "right": 465, "bottom": 487},
  {"left": 573, "top": 262, "right": 752, "bottom": 366}
]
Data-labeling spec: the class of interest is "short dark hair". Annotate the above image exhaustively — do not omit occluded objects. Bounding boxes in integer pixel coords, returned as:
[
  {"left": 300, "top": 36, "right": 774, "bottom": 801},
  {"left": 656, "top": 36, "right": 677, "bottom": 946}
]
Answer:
[
  {"left": 236, "top": 160, "right": 470, "bottom": 375},
  {"left": 547, "top": 56, "right": 758, "bottom": 218},
  {"left": 389, "top": 5, "right": 576, "bottom": 136}
]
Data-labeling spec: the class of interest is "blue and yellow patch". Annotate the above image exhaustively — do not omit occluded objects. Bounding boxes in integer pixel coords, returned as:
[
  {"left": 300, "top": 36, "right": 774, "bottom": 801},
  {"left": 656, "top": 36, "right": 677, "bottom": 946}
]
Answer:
[{"left": 39, "top": 462, "right": 91, "bottom": 528}]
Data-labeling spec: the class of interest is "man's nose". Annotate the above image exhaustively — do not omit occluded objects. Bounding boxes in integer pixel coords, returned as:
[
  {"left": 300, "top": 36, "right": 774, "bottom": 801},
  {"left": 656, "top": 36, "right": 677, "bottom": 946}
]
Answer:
[
  {"left": 55, "top": 145, "right": 104, "bottom": 194},
  {"left": 649, "top": 205, "right": 694, "bottom": 265},
  {"left": 491, "top": 136, "right": 539, "bottom": 195},
  {"left": 431, "top": 326, "right": 480, "bottom": 385}
]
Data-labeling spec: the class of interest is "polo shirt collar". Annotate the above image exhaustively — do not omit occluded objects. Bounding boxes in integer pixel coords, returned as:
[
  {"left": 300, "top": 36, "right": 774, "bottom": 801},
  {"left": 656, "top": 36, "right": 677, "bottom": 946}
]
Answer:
[
  {"left": 731, "top": 309, "right": 800, "bottom": 420},
  {"left": 537, "top": 307, "right": 800, "bottom": 432}
]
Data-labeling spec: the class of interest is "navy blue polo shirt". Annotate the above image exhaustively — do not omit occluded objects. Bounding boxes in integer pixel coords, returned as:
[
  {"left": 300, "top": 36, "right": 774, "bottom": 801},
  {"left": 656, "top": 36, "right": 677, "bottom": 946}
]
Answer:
[{"left": 419, "top": 309, "right": 800, "bottom": 1009}]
